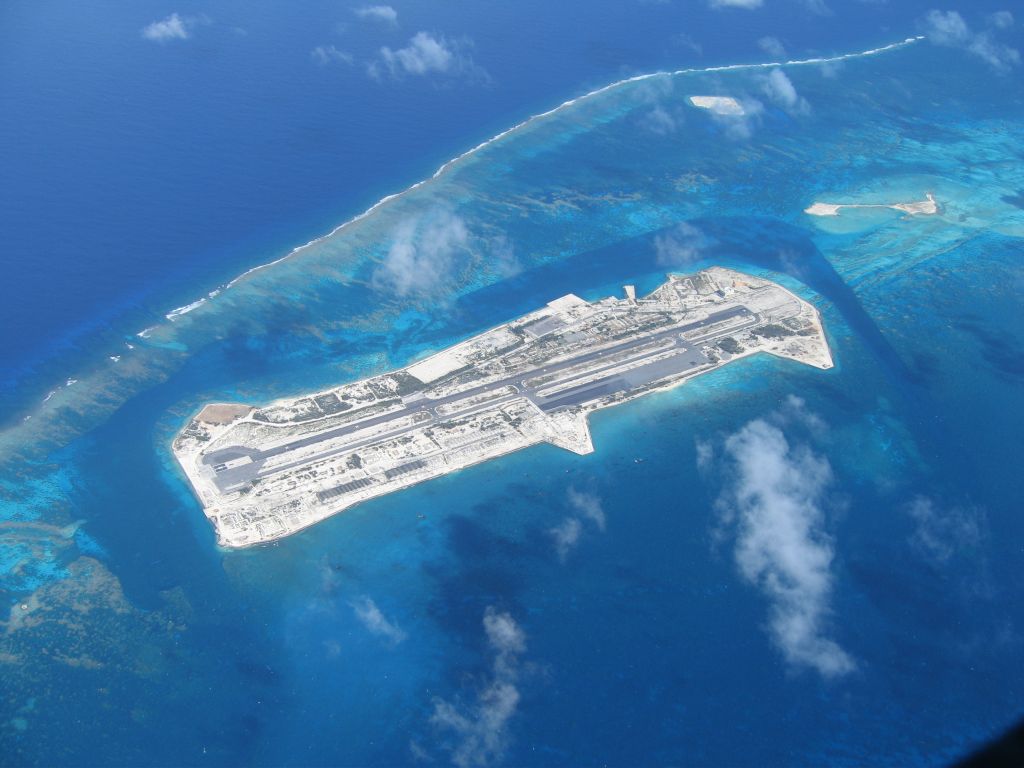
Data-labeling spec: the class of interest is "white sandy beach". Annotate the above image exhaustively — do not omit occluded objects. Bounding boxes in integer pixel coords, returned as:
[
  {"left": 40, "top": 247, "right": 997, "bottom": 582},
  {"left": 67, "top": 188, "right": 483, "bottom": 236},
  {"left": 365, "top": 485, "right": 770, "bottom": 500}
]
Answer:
[
  {"left": 805, "top": 192, "right": 938, "bottom": 217},
  {"left": 688, "top": 95, "right": 746, "bottom": 116}
]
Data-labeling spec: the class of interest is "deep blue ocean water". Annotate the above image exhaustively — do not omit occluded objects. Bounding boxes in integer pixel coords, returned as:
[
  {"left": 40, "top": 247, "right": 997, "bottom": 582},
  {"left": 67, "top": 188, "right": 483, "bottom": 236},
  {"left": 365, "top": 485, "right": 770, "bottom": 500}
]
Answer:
[{"left": 2, "top": 1, "right": 1024, "bottom": 766}]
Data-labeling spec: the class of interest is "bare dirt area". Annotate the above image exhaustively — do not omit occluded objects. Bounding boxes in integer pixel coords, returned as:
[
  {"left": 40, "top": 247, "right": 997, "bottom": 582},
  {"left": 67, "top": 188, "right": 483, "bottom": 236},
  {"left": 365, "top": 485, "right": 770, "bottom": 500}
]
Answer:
[{"left": 197, "top": 403, "right": 252, "bottom": 425}]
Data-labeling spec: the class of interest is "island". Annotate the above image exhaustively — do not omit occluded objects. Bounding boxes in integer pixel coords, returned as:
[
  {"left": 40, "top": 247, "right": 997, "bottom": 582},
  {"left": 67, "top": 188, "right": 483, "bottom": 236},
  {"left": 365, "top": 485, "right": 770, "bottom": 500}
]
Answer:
[
  {"left": 688, "top": 95, "right": 746, "bottom": 116},
  {"left": 805, "top": 192, "right": 938, "bottom": 217},
  {"left": 173, "top": 267, "right": 833, "bottom": 548}
]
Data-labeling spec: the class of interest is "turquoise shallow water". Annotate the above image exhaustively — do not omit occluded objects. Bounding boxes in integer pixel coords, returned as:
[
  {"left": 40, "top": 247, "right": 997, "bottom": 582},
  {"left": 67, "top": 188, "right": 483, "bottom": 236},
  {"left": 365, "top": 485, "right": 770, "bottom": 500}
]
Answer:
[{"left": 2, "top": 23, "right": 1024, "bottom": 768}]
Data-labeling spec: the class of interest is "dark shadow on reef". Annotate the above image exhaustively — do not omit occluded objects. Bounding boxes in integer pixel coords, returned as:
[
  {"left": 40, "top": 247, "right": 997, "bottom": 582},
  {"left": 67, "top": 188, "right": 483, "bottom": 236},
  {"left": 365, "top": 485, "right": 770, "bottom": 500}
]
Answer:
[{"left": 1001, "top": 191, "right": 1024, "bottom": 210}]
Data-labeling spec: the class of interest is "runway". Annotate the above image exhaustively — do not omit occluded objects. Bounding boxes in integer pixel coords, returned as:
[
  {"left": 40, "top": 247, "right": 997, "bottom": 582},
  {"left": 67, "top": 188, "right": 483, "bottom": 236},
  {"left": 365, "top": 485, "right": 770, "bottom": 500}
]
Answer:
[{"left": 203, "top": 306, "right": 752, "bottom": 492}]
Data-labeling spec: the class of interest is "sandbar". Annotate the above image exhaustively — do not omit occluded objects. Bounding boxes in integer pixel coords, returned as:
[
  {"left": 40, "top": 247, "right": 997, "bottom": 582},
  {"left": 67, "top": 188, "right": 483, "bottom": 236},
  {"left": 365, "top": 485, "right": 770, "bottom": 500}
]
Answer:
[
  {"left": 805, "top": 193, "right": 938, "bottom": 217},
  {"left": 688, "top": 96, "right": 746, "bottom": 116}
]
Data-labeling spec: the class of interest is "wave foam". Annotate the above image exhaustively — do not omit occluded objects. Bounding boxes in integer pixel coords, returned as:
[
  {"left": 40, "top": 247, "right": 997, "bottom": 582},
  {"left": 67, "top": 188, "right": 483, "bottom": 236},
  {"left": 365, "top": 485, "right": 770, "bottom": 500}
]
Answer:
[
  {"left": 165, "top": 297, "right": 207, "bottom": 321},
  {"left": 120, "top": 36, "right": 930, "bottom": 356},
  {"left": 219, "top": 35, "right": 923, "bottom": 290}
]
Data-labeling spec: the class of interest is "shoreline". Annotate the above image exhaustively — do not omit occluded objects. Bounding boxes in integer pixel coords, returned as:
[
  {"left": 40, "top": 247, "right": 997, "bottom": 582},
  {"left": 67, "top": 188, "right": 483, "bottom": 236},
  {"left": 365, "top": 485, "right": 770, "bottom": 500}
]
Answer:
[
  {"left": 173, "top": 268, "right": 832, "bottom": 548},
  {"left": 156, "top": 36, "right": 924, "bottom": 327},
  {"left": 805, "top": 192, "right": 938, "bottom": 218},
  {"left": 12, "top": 35, "right": 923, "bottom": 429}
]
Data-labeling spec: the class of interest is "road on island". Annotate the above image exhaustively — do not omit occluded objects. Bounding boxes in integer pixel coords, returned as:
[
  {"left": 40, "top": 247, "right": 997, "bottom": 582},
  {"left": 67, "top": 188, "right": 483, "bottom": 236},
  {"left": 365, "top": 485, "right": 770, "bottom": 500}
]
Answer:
[{"left": 204, "top": 306, "right": 753, "bottom": 492}]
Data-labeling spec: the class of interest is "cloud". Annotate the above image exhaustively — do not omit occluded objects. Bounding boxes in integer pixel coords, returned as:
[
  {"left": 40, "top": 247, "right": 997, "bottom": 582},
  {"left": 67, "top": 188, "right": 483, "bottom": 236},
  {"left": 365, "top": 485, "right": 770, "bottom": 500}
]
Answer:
[
  {"left": 431, "top": 608, "right": 526, "bottom": 768},
  {"left": 355, "top": 5, "right": 398, "bottom": 24},
  {"left": 760, "top": 68, "right": 810, "bottom": 114},
  {"left": 904, "top": 496, "right": 984, "bottom": 565},
  {"left": 818, "top": 60, "right": 842, "bottom": 79},
  {"left": 706, "top": 98, "right": 764, "bottom": 140},
  {"left": 380, "top": 32, "right": 453, "bottom": 76},
  {"left": 369, "top": 31, "right": 486, "bottom": 82},
  {"left": 672, "top": 33, "right": 704, "bottom": 56},
  {"left": 372, "top": 209, "right": 471, "bottom": 298},
  {"left": 141, "top": 13, "right": 190, "bottom": 41},
  {"left": 549, "top": 489, "right": 606, "bottom": 561},
  {"left": 323, "top": 639, "right": 343, "bottom": 658},
  {"left": 695, "top": 438, "right": 714, "bottom": 472},
  {"left": 640, "top": 104, "right": 683, "bottom": 135},
  {"left": 549, "top": 517, "right": 583, "bottom": 562},
  {"left": 777, "top": 394, "right": 828, "bottom": 437},
  {"left": 709, "top": 0, "right": 763, "bottom": 8},
  {"left": 567, "top": 488, "right": 606, "bottom": 532},
  {"left": 408, "top": 740, "right": 433, "bottom": 763},
  {"left": 483, "top": 606, "right": 527, "bottom": 658},
  {"left": 923, "top": 8, "right": 971, "bottom": 43},
  {"left": 311, "top": 45, "right": 354, "bottom": 65},
  {"left": 988, "top": 10, "right": 1014, "bottom": 29},
  {"left": 758, "top": 36, "right": 788, "bottom": 59},
  {"left": 654, "top": 222, "right": 716, "bottom": 267},
  {"left": 708, "top": 405, "right": 855, "bottom": 678},
  {"left": 801, "top": 0, "right": 832, "bottom": 15},
  {"left": 350, "top": 596, "right": 407, "bottom": 646},
  {"left": 319, "top": 558, "right": 341, "bottom": 596},
  {"left": 921, "top": 9, "right": 1020, "bottom": 73},
  {"left": 488, "top": 234, "right": 521, "bottom": 279}
]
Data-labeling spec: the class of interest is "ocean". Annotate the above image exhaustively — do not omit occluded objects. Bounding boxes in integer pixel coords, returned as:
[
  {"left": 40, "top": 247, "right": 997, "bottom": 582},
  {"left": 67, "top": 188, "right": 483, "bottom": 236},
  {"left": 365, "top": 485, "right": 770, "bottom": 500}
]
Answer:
[{"left": 2, "top": 1, "right": 1023, "bottom": 765}]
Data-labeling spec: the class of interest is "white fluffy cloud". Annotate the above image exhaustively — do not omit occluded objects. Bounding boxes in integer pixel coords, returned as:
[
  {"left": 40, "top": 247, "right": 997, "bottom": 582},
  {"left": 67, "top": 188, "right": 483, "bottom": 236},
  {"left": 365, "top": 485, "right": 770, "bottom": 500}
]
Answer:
[
  {"left": 373, "top": 210, "right": 470, "bottom": 298},
  {"left": 311, "top": 45, "right": 354, "bottom": 66},
  {"left": 924, "top": 8, "right": 971, "bottom": 43},
  {"left": 761, "top": 68, "right": 810, "bottom": 114},
  {"left": 568, "top": 488, "right": 606, "bottom": 532},
  {"left": 757, "top": 36, "right": 788, "bottom": 59},
  {"left": 141, "top": 13, "right": 190, "bottom": 41},
  {"left": 350, "top": 596, "right": 407, "bottom": 646},
  {"left": 904, "top": 496, "right": 984, "bottom": 565},
  {"left": 549, "top": 488, "right": 607, "bottom": 561},
  {"left": 818, "top": 60, "right": 842, "bottom": 79},
  {"left": 703, "top": 97, "right": 764, "bottom": 140},
  {"left": 549, "top": 517, "right": 582, "bottom": 562},
  {"left": 783, "top": 394, "right": 827, "bottom": 435},
  {"left": 487, "top": 234, "right": 521, "bottom": 279},
  {"left": 370, "top": 31, "right": 484, "bottom": 80},
  {"left": 988, "top": 10, "right": 1014, "bottom": 29},
  {"left": 654, "top": 222, "right": 716, "bottom": 268},
  {"left": 801, "top": 0, "right": 831, "bottom": 15},
  {"left": 387, "top": 32, "right": 453, "bottom": 75},
  {"left": 710, "top": 0, "right": 763, "bottom": 9},
  {"left": 372, "top": 211, "right": 515, "bottom": 298},
  {"left": 483, "top": 606, "right": 527, "bottom": 658},
  {"left": 640, "top": 104, "right": 683, "bottom": 135},
  {"left": 695, "top": 438, "right": 714, "bottom": 472},
  {"left": 710, "top": 404, "right": 855, "bottom": 679},
  {"left": 355, "top": 5, "right": 398, "bottom": 24},
  {"left": 431, "top": 608, "right": 526, "bottom": 767},
  {"left": 922, "top": 9, "right": 1020, "bottom": 72}
]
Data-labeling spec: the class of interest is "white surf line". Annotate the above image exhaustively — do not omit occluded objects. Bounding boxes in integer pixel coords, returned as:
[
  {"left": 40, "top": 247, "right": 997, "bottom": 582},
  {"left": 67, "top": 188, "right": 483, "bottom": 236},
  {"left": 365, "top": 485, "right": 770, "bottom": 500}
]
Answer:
[
  {"left": 161, "top": 285, "right": 224, "bottom": 322},
  {"left": 165, "top": 297, "right": 207, "bottom": 321},
  {"left": 160, "top": 35, "right": 924, "bottom": 320}
]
